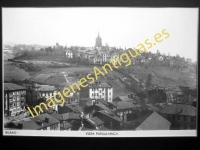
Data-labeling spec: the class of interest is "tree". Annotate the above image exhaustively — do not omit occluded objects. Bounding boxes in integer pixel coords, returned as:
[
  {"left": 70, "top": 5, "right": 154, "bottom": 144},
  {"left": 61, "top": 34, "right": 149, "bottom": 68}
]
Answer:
[
  {"left": 146, "top": 73, "right": 152, "bottom": 88},
  {"left": 45, "top": 47, "right": 53, "bottom": 53}
]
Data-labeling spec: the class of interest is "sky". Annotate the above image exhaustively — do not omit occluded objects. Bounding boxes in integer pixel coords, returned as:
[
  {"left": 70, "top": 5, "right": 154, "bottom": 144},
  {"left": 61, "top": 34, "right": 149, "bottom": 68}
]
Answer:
[{"left": 3, "top": 8, "right": 198, "bottom": 61}]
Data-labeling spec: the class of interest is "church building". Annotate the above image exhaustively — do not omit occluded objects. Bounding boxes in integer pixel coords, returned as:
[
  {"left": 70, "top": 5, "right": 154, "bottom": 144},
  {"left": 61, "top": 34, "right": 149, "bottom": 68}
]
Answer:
[{"left": 95, "top": 32, "right": 102, "bottom": 48}]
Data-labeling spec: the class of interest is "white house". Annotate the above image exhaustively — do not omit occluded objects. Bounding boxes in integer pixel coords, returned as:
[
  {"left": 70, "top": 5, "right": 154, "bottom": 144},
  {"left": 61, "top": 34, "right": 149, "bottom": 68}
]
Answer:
[
  {"left": 65, "top": 50, "right": 73, "bottom": 58},
  {"left": 89, "top": 82, "right": 113, "bottom": 102}
]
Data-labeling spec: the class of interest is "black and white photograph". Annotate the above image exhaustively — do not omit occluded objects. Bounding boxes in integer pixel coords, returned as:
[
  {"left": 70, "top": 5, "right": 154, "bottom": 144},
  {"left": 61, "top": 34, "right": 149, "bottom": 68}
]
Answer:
[{"left": 2, "top": 7, "right": 198, "bottom": 137}]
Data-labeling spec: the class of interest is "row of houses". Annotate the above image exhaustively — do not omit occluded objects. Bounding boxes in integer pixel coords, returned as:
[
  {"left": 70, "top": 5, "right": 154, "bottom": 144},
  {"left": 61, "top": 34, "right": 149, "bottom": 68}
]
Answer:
[
  {"left": 4, "top": 81, "right": 197, "bottom": 130},
  {"left": 147, "top": 85, "right": 197, "bottom": 104},
  {"left": 65, "top": 47, "right": 193, "bottom": 69}
]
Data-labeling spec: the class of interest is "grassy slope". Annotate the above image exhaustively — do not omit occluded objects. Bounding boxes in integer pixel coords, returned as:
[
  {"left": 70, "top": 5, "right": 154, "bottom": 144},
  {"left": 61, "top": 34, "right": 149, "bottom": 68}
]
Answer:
[
  {"left": 4, "top": 61, "right": 31, "bottom": 81},
  {"left": 128, "top": 66, "right": 196, "bottom": 88}
]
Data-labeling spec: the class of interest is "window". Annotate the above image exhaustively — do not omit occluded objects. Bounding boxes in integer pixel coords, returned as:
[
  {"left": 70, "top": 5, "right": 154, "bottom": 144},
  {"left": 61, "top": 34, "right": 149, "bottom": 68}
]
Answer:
[
  {"left": 191, "top": 117, "right": 195, "bottom": 122},
  {"left": 17, "top": 102, "right": 20, "bottom": 107},
  {"left": 190, "top": 125, "right": 194, "bottom": 129},
  {"left": 92, "top": 93, "right": 93, "bottom": 96},
  {"left": 183, "top": 116, "right": 186, "bottom": 121},
  {"left": 97, "top": 93, "right": 99, "bottom": 96},
  {"left": 183, "top": 125, "right": 187, "bottom": 129},
  {"left": 100, "top": 90, "right": 101, "bottom": 93},
  {"left": 109, "top": 92, "right": 111, "bottom": 95},
  {"left": 100, "top": 95, "right": 101, "bottom": 98}
]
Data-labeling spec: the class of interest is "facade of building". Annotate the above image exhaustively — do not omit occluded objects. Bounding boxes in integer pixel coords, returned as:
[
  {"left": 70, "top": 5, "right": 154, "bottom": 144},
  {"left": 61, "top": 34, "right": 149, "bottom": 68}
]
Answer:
[
  {"left": 89, "top": 82, "right": 113, "bottom": 102},
  {"left": 36, "top": 84, "right": 57, "bottom": 98},
  {"left": 4, "top": 83, "right": 27, "bottom": 116},
  {"left": 24, "top": 83, "right": 41, "bottom": 107},
  {"left": 65, "top": 50, "right": 73, "bottom": 58},
  {"left": 159, "top": 103, "right": 196, "bottom": 130}
]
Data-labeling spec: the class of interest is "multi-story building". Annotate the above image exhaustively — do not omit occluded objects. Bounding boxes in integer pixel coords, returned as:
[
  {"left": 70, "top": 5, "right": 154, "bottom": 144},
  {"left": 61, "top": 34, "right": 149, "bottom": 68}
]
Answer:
[
  {"left": 36, "top": 84, "right": 57, "bottom": 98},
  {"left": 89, "top": 82, "right": 113, "bottom": 102},
  {"left": 65, "top": 49, "right": 73, "bottom": 59},
  {"left": 159, "top": 103, "right": 196, "bottom": 130},
  {"left": 24, "top": 83, "right": 41, "bottom": 107},
  {"left": 4, "top": 83, "right": 27, "bottom": 116}
]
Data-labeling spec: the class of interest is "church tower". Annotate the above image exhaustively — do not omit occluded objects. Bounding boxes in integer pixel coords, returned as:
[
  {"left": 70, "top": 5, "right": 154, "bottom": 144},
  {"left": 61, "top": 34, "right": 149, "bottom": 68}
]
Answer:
[{"left": 95, "top": 32, "right": 102, "bottom": 48}]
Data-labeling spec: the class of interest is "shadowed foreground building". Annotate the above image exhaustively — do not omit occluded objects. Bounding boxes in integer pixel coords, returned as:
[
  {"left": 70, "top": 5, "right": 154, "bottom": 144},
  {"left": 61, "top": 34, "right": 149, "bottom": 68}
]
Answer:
[
  {"left": 122, "top": 111, "right": 171, "bottom": 130},
  {"left": 4, "top": 83, "right": 27, "bottom": 116},
  {"left": 5, "top": 113, "right": 60, "bottom": 130},
  {"left": 158, "top": 103, "right": 196, "bottom": 130}
]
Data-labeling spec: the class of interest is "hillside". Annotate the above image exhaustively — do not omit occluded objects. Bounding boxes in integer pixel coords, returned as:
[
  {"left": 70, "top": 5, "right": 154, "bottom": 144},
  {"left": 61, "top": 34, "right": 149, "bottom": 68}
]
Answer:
[
  {"left": 128, "top": 66, "right": 197, "bottom": 88},
  {"left": 4, "top": 61, "right": 31, "bottom": 81}
]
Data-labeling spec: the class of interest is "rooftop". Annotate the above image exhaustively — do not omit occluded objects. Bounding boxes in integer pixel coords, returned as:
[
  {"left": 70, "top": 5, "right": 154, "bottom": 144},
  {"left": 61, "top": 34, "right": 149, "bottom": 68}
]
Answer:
[
  {"left": 36, "top": 84, "right": 57, "bottom": 91},
  {"left": 11, "top": 118, "right": 41, "bottom": 130},
  {"left": 113, "top": 95, "right": 135, "bottom": 102},
  {"left": 159, "top": 103, "right": 196, "bottom": 116},
  {"left": 33, "top": 113, "right": 60, "bottom": 129},
  {"left": 89, "top": 82, "right": 112, "bottom": 88},
  {"left": 115, "top": 101, "right": 141, "bottom": 110},
  {"left": 135, "top": 111, "right": 171, "bottom": 130},
  {"left": 146, "top": 104, "right": 162, "bottom": 112},
  {"left": 62, "top": 112, "right": 81, "bottom": 120},
  {"left": 98, "top": 110, "right": 122, "bottom": 122},
  {"left": 87, "top": 117, "right": 104, "bottom": 126}
]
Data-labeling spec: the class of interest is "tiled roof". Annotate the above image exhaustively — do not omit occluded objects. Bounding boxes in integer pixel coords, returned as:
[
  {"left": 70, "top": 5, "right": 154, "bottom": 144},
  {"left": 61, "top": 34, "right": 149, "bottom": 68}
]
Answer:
[
  {"left": 33, "top": 113, "right": 60, "bottom": 129},
  {"left": 97, "top": 99, "right": 111, "bottom": 106},
  {"left": 63, "top": 104, "right": 84, "bottom": 113},
  {"left": 113, "top": 95, "right": 133, "bottom": 102},
  {"left": 36, "top": 84, "right": 57, "bottom": 91},
  {"left": 98, "top": 110, "right": 123, "bottom": 122},
  {"left": 4, "top": 83, "right": 26, "bottom": 91},
  {"left": 159, "top": 103, "right": 196, "bottom": 116},
  {"left": 89, "top": 82, "right": 112, "bottom": 88},
  {"left": 50, "top": 113, "right": 63, "bottom": 121},
  {"left": 135, "top": 111, "right": 171, "bottom": 130},
  {"left": 11, "top": 118, "right": 41, "bottom": 130},
  {"left": 87, "top": 117, "right": 104, "bottom": 126},
  {"left": 95, "top": 103, "right": 114, "bottom": 114},
  {"left": 146, "top": 104, "right": 161, "bottom": 112},
  {"left": 62, "top": 112, "right": 81, "bottom": 120},
  {"left": 116, "top": 101, "right": 141, "bottom": 110}
]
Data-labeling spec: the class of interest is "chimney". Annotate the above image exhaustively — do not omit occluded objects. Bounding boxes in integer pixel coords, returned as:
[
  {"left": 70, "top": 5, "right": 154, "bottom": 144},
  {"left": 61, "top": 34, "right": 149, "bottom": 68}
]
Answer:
[
  {"left": 45, "top": 117, "right": 49, "bottom": 123},
  {"left": 18, "top": 123, "right": 23, "bottom": 129}
]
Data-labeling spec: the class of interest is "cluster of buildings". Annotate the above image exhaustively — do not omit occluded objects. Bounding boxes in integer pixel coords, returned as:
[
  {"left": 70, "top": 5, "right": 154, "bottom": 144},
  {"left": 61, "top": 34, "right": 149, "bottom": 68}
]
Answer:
[
  {"left": 4, "top": 80, "right": 197, "bottom": 131},
  {"left": 3, "top": 32, "right": 197, "bottom": 131},
  {"left": 64, "top": 33, "right": 194, "bottom": 72}
]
